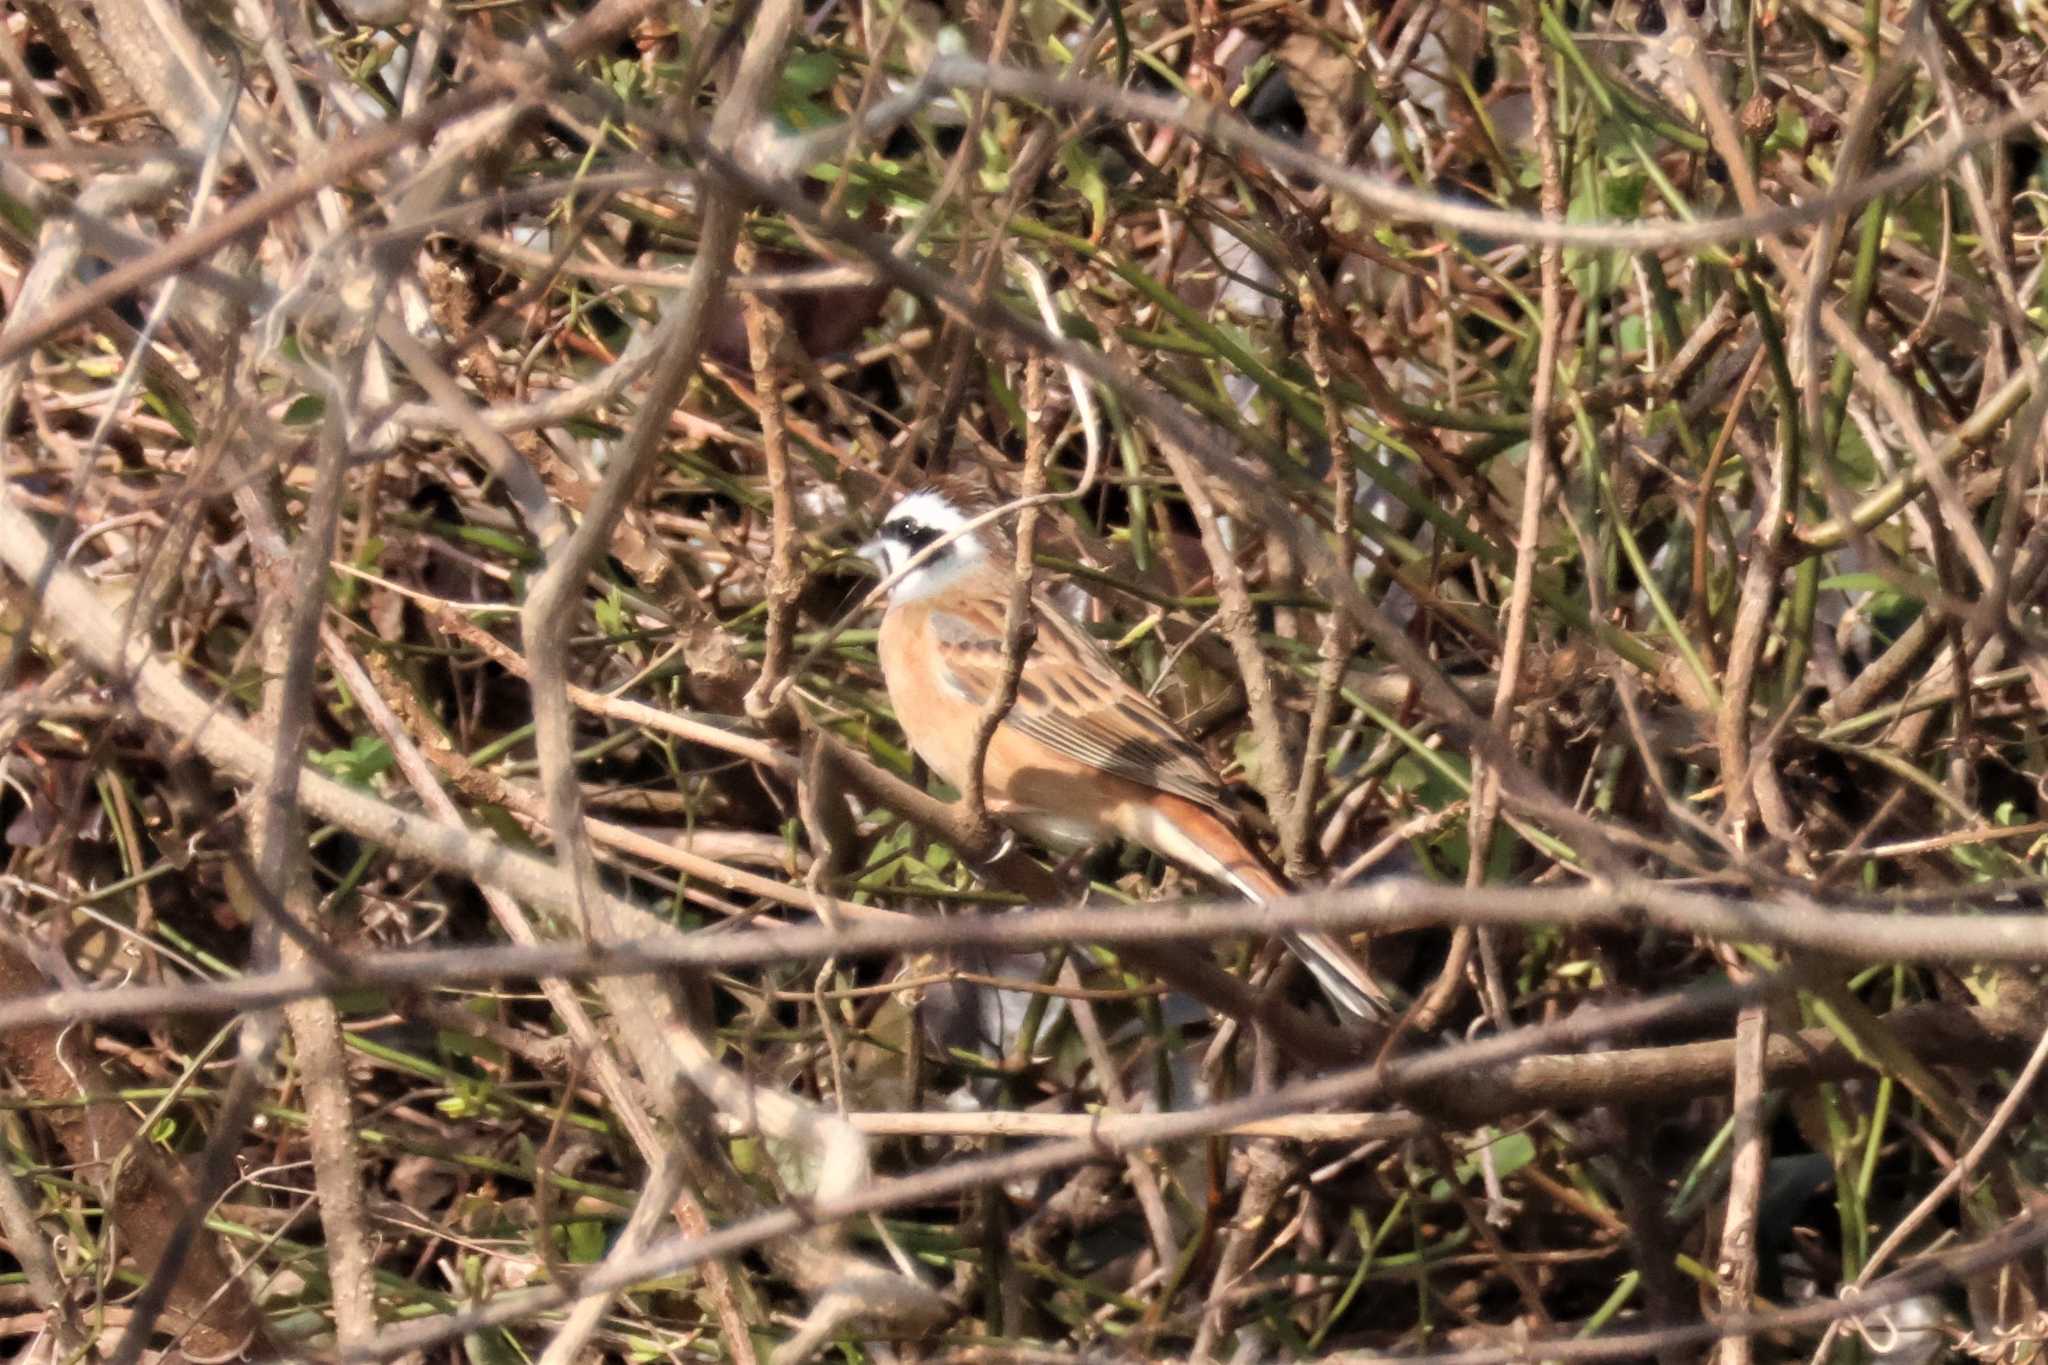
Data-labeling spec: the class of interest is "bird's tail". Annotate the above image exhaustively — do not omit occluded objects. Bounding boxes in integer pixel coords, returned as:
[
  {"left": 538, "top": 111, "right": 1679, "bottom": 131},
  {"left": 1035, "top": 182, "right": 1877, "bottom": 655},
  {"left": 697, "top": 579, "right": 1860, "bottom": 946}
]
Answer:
[
  {"left": 1283, "top": 928, "right": 1401, "bottom": 1023},
  {"left": 1129, "top": 795, "right": 1399, "bottom": 1022}
]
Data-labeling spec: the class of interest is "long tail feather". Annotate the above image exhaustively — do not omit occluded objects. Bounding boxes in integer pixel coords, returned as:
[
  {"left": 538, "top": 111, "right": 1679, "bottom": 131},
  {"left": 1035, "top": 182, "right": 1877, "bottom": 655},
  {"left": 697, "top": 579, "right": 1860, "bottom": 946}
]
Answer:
[
  {"left": 1126, "top": 795, "right": 1398, "bottom": 1021},
  {"left": 1284, "top": 929, "right": 1400, "bottom": 1022}
]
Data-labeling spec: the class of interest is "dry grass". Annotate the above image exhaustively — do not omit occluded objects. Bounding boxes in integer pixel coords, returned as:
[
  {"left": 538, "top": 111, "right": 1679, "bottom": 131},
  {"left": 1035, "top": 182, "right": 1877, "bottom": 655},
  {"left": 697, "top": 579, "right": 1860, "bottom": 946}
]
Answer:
[{"left": 2, "top": 0, "right": 2047, "bottom": 1360}]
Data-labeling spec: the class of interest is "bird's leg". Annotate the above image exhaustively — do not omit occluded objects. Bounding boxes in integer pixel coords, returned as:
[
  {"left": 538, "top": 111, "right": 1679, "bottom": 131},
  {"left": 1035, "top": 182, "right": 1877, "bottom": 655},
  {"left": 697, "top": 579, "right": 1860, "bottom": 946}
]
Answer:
[
  {"left": 960, "top": 817, "right": 1108, "bottom": 900},
  {"left": 1049, "top": 843, "right": 1116, "bottom": 899}
]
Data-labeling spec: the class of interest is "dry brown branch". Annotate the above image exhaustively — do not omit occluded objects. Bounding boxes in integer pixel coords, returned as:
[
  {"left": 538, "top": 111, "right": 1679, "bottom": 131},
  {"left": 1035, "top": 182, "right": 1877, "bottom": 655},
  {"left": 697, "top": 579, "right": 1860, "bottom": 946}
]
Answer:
[
  {"left": 536, "top": 1152, "right": 694, "bottom": 1365},
  {"left": 0, "top": 476, "right": 1360, "bottom": 1081},
  {"left": 387, "top": 685, "right": 882, "bottom": 922},
  {"left": 1060, "top": 958, "right": 1178, "bottom": 1274},
  {"left": 1804, "top": 1018, "right": 2048, "bottom": 1361},
  {"left": 251, "top": 418, "right": 376, "bottom": 1349},
  {"left": 915, "top": 0, "right": 1031, "bottom": 478},
  {"left": 0, "top": 940, "right": 270, "bottom": 1360},
  {"left": 0, "top": 2, "right": 668, "bottom": 371},
  {"left": 1194, "top": 1135, "right": 1293, "bottom": 1357},
  {"left": 1153, "top": 418, "right": 1305, "bottom": 866},
  {"left": 699, "top": 148, "right": 1651, "bottom": 875},
  {"left": 1285, "top": 321, "right": 1352, "bottom": 878},
  {"left": 1715, "top": 1005, "right": 1768, "bottom": 1365},
  {"left": 329, "top": 976, "right": 1769, "bottom": 1361},
  {"left": 739, "top": 245, "right": 804, "bottom": 719},
  {"left": 502, "top": 5, "right": 950, "bottom": 1357},
  {"left": 20, "top": 875, "right": 2048, "bottom": 1032},
  {"left": 3, "top": 981, "right": 2026, "bottom": 1137},
  {"left": 922, "top": 56, "right": 2048, "bottom": 253},
  {"left": 959, "top": 356, "right": 1048, "bottom": 829},
  {"left": 320, "top": 626, "right": 762, "bottom": 1350},
  {"left": 424, "top": 606, "right": 792, "bottom": 773},
  {"left": 6, "top": 5, "right": 2047, "bottom": 1356},
  {"left": 0, "top": 1084, "right": 85, "bottom": 1360},
  {"left": 1452, "top": 0, "right": 1569, "bottom": 1030}
]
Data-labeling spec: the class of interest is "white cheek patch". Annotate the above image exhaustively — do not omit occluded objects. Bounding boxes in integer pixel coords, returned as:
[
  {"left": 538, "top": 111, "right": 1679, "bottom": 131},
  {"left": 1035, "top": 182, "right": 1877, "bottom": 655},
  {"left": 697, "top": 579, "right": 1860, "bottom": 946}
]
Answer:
[
  {"left": 874, "top": 492, "right": 990, "bottom": 602},
  {"left": 892, "top": 550, "right": 979, "bottom": 601}
]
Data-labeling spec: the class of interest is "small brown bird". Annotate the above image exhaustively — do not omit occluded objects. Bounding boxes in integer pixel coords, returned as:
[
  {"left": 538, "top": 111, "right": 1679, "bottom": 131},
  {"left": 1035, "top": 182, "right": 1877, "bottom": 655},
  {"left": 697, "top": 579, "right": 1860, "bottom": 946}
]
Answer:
[{"left": 861, "top": 477, "right": 1396, "bottom": 1020}]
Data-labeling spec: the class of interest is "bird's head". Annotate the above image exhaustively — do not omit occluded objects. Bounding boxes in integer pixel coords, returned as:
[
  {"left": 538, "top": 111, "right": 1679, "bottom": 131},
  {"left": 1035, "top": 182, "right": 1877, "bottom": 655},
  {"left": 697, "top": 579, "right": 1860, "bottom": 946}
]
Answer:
[{"left": 858, "top": 478, "right": 1003, "bottom": 602}]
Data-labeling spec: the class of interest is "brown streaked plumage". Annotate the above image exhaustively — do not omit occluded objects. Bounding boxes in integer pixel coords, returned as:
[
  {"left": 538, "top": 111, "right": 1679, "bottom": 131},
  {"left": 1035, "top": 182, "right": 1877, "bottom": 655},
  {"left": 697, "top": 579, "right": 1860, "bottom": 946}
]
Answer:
[{"left": 861, "top": 478, "right": 1396, "bottom": 1021}]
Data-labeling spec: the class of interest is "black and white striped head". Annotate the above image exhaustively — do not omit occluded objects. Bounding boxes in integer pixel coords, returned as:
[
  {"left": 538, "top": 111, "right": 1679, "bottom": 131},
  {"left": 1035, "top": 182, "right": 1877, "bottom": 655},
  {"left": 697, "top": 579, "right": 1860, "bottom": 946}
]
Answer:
[{"left": 859, "top": 485, "right": 996, "bottom": 602}]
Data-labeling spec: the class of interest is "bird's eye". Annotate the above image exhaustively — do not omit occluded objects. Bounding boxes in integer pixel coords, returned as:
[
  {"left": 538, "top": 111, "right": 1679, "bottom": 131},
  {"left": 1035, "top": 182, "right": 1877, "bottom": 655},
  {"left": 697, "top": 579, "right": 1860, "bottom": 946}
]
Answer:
[{"left": 890, "top": 519, "right": 942, "bottom": 551}]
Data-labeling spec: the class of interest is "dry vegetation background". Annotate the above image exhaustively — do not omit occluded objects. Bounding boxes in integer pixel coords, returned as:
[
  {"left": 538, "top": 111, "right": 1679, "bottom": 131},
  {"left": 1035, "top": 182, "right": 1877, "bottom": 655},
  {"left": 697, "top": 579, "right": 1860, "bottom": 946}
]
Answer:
[{"left": 2, "top": 0, "right": 2048, "bottom": 1360}]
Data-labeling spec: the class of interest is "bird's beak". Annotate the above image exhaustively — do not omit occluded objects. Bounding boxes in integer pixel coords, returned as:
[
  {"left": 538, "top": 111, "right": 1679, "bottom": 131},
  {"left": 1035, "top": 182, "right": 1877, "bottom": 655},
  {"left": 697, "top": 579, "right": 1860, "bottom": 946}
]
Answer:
[{"left": 855, "top": 537, "right": 888, "bottom": 574}]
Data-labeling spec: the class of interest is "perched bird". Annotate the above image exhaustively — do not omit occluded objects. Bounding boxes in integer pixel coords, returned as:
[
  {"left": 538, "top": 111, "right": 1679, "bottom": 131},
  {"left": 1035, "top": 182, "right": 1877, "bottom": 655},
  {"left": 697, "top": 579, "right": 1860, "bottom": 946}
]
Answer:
[{"left": 861, "top": 476, "right": 1396, "bottom": 1021}]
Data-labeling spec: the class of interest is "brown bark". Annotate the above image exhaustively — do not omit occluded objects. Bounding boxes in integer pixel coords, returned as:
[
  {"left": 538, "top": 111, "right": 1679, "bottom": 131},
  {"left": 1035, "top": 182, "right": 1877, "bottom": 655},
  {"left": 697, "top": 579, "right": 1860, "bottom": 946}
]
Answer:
[{"left": 0, "top": 941, "right": 270, "bottom": 1359}]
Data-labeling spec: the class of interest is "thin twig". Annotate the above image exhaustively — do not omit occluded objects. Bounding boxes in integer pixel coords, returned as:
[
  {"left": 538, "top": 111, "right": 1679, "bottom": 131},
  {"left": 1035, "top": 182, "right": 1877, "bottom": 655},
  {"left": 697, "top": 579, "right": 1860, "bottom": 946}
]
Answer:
[
  {"left": 1715, "top": 1004, "right": 1768, "bottom": 1365},
  {"left": 328, "top": 976, "right": 1778, "bottom": 1363},
  {"left": 960, "top": 354, "right": 1049, "bottom": 831},
  {"left": 920, "top": 56, "right": 2048, "bottom": 255},
  {"left": 741, "top": 242, "right": 806, "bottom": 719},
  {"left": 1150, "top": 431, "right": 1303, "bottom": 868},
  {"left": 1287, "top": 316, "right": 1354, "bottom": 879}
]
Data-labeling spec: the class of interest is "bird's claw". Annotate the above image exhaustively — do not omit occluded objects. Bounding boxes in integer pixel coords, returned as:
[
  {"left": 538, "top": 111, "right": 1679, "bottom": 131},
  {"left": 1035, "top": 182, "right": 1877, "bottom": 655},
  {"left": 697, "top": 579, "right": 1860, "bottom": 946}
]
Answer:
[{"left": 966, "top": 825, "right": 1018, "bottom": 872}]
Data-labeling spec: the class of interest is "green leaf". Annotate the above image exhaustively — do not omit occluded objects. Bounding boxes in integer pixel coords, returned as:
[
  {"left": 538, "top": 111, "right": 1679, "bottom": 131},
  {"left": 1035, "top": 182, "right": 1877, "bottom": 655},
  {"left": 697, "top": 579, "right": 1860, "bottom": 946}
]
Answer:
[
  {"left": 1817, "top": 572, "right": 1900, "bottom": 594},
  {"left": 283, "top": 394, "right": 325, "bottom": 426},
  {"left": 1768, "top": 102, "right": 1809, "bottom": 153},
  {"left": 781, "top": 48, "right": 839, "bottom": 98},
  {"left": 309, "top": 736, "right": 395, "bottom": 787},
  {"left": 1565, "top": 171, "right": 1644, "bottom": 299},
  {"left": 438, "top": 1030, "right": 507, "bottom": 1066},
  {"left": 565, "top": 1218, "right": 607, "bottom": 1264},
  {"left": 144, "top": 386, "right": 201, "bottom": 443},
  {"left": 1488, "top": 1132, "right": 1537, "bottom": 1178},
  {"left": 1059, "top": 140, "right": 1108, "bottom": 238},
  {"left": 1427, "top": 1131, "right": 1537, "bottom": 1199},
  {"left": 462, "top": 1328, "right": 525, "bottom": 1365},
  {"left": 594, "top": 587, "right": 628, "bottom": 639}
]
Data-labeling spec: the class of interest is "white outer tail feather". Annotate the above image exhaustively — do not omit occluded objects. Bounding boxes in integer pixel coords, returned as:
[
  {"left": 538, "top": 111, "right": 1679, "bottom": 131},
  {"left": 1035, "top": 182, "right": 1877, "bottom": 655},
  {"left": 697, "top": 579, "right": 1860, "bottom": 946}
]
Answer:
[
  {"left": 1124, "top": 800, "right": 1397, "bottom": 1022},
  {"left": 1284, "top": 929, "right": 1399, "bottom": 1022}
]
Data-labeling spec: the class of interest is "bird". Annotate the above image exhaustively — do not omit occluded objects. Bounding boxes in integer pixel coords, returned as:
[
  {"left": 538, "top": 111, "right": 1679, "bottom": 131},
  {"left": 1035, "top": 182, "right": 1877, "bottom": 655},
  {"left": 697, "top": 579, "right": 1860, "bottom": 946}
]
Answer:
[{"left": 859, "top": 475, "right": 1397, "bottom": 1021}]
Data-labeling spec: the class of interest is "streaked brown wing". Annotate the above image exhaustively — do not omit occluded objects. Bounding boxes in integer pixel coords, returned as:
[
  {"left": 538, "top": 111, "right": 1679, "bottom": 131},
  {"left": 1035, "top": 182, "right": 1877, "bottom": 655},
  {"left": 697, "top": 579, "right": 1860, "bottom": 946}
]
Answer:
[{"left": 928, "top": 597, "right": 1228, "bottom": 810}]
